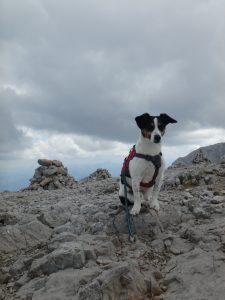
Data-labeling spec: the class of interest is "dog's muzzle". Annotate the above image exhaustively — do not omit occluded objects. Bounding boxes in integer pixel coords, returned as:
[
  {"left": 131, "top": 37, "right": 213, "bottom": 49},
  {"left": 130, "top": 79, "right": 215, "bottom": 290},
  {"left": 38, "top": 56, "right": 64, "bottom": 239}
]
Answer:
[{"left": 154, "top": 134, "right": 161, "bottom": 143}]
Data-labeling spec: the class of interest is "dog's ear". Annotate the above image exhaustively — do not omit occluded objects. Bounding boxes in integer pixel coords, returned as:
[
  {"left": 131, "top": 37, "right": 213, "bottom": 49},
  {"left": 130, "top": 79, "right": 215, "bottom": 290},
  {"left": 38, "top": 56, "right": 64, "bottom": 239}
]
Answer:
[
  {"left": 159, "top": 113, "right": 177, "bottom": 125},
  {"left": 135, "top": 113, "right": 152, "bottom": 129}
]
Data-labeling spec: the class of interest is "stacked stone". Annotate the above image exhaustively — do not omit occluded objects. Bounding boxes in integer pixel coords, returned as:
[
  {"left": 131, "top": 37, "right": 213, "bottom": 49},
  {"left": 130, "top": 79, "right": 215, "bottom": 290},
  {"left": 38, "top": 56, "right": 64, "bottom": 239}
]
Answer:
[
  {"left": 192, "top": 148, "right": 210, "bottom": 164},
  {"left": 27, "top": 159, "right": 77, "bottom": 190},
  {"left": 87, "top": 168, "right": 112, "bottom": 181},
  {"left": 220, "top": 155, "right": 225, "bottom": 164}
]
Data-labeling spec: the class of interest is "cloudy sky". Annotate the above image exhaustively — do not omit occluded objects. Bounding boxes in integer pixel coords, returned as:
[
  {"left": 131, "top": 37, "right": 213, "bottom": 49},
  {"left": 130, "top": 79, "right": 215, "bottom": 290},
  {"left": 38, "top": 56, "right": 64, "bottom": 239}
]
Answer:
[{"left": 1, "top": 0, "right": 225, "bottom": 190}]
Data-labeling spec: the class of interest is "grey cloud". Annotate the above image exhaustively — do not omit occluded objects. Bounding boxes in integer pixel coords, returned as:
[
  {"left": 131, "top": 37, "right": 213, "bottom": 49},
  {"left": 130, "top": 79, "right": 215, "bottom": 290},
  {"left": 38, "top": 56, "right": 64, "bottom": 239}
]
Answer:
[
  {"left": 1, "top": 0, "right": 225, "bottom": 151},
  {"left": 0, "top": 92, "right": 28, "bottom": 155}
]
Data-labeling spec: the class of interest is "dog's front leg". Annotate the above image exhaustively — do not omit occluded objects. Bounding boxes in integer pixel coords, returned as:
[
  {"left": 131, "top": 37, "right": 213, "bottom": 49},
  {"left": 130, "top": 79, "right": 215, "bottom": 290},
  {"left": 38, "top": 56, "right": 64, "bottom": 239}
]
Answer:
[
  {"left": 150, "top": 166, "right": 165, "bottom": 212},
  {"left": 150, "top": 189, "right": 160, "bottom": 212},
  {"left": 130, "top": 178, "right": 142, "bottom": 215}
]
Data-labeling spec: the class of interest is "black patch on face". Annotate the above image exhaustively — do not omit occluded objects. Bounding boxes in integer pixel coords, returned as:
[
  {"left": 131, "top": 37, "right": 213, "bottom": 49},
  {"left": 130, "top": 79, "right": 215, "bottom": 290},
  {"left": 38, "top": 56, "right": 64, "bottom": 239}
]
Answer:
[
  {"left": 157, "top": 122, "right": 166, "bottom": 132},
  {"left": 135, "top": 113, "right": 177, "bottom": 133},
  {"left": 135, "top": 113, "right": 155, "bottom": 131},
  {"left": 147, "top": 122, "right": 155, "bottom": 132}
]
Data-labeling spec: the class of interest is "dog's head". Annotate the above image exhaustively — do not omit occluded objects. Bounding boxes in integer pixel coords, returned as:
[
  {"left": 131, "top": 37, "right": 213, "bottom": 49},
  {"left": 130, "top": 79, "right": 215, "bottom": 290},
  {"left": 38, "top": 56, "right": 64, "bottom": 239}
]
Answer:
[{"left": 135, "top": 113, "right": 177, "bottom": 143}]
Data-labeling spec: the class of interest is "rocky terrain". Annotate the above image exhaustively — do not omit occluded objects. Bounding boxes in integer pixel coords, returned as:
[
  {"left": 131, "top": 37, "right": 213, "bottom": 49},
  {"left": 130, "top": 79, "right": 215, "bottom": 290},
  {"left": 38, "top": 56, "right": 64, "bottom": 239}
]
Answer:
[{"left": 1, "top": 153, "right": 225, "bottom": 299}]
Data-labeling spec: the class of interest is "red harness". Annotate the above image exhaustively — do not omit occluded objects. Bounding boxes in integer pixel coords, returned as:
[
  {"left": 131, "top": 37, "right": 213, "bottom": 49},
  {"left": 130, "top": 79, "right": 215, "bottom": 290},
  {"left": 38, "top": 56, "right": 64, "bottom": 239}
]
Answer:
[{"left": 121, "top": 145, "right": 162, "bottom": 188}]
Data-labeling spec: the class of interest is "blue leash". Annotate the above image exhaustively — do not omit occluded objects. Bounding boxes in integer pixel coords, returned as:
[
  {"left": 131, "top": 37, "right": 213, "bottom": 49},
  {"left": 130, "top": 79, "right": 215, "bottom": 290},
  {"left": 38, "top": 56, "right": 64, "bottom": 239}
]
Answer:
[{"left": 123, "top": 173, "right": 135, "bottom": 242}]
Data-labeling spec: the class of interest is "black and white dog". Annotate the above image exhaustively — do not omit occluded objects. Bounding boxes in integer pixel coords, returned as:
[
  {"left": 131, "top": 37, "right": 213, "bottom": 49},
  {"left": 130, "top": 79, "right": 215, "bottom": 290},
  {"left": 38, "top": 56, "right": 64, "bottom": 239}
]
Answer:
[{"left": 119, "top": 113, "right": 177, "bottom": 215}]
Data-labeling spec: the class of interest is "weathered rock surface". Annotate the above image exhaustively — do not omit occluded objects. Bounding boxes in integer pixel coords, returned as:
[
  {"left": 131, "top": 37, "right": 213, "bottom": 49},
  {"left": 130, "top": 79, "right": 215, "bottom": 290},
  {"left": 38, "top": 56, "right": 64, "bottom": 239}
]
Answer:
[
  {"left": 24, "top": 159, "right": 77, "bottom": 191},
  {"left": 1, "top": 158, "right": 225, "bottom": 299},
  {"left": 173, "top": 142, "right": 225, "bottom": 166},
  {"left": 81, "top": 168, "right": 112, "bottom": 182},
  {"left": 192, "top": 148, "right": 211, "bottom": 164}
]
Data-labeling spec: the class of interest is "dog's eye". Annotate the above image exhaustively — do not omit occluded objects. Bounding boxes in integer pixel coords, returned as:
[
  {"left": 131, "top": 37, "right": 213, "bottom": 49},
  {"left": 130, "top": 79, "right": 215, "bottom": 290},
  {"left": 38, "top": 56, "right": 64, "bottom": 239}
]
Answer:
[
  {"left": 147, "top": 123, "right": 155, "bottom": 131},
  {"left": 158, "top": 124, "right": 165, "bottom": 131}
]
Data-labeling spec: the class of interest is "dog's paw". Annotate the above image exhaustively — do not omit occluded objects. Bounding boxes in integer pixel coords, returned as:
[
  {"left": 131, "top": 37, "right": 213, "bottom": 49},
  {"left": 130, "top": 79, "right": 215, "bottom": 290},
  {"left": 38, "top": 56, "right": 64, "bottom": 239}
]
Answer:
[
  {"left": 150, "top": 201, "right": 160, "bottom": 212},
  {"left": 141, "top": 199, "right": 148, "bottom": 205},
  {"left": 130, "top": 204, "right": 141, "bottom": 215}
]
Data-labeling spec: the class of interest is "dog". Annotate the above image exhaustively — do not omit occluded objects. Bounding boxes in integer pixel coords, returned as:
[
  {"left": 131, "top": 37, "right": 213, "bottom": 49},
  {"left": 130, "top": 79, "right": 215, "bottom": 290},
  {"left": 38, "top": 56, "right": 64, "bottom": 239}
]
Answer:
[{"left": 119, "top": 113, "right": 177, "bottom": 215}]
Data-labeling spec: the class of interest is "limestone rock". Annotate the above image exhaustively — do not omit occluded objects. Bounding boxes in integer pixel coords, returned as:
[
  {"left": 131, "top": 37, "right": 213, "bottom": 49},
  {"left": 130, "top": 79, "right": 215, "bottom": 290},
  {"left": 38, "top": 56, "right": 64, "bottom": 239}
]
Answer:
[
  {"left": 37, "top": 159, "right": 52, "bottom": 167},
  {"left": 220, "top": 155, "right": 225, "bottom": 164},
  {"left": 52, "top": 160, "right": 63, "bottom": 167},
  {"left": 83, "top": 168, "right": 112, "bottom": 182},
  {"left": 163, "top": 248, "right": 225, "bottom": 300},
  {"left": 192, "top": 148, "right": 211, "bottom": 164},
  {"left": 0, "top": 221, "right": 52, "bottom": 253},
  {"left": 42, "top": 165, "right": 58, "bottom": 177},
  {"left": 40, "top": 177, "right": 52, "bottom": 187},
  {"left": 29, "top": 242, "right": 86, "bottom": 277}
]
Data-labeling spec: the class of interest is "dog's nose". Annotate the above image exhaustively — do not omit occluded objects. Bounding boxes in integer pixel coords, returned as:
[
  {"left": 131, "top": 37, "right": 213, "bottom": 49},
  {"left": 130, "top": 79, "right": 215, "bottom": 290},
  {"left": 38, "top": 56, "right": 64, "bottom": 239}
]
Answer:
[{"left": 154, "top": 134, "right": 161, "bottom": 143}]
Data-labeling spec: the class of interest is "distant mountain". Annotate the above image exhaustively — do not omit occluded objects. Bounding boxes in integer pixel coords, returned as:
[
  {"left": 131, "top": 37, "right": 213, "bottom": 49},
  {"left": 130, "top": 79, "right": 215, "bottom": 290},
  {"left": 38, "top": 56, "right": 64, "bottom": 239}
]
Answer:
[{"left": 172, "top": 142, "right": 225, "bottom": 166}]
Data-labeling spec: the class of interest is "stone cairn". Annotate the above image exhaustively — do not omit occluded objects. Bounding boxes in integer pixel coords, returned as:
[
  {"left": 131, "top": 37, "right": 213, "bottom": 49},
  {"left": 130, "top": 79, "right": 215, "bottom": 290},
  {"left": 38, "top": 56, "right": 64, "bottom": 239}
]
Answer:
[
  {"left": 192, "top": 148, "right": 210, "bottom": 164},
  {"left": 80, "top": 168, "right": 112, "bottom": 183},
  {"left": 26, "top": 159, "right": 77, "bottom": 191},
  {"left": 220, "top": 155, "right": 225, "bottom": 164},
  {"left": 88, "top": 168, "right": 112, "bottom": 181}
]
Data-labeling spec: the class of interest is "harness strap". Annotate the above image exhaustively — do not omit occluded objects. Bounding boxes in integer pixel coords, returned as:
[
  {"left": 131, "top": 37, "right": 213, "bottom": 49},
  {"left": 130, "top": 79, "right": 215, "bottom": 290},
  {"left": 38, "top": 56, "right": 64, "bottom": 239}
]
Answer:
[
  {"left": 121, "top": 145, "right": 162, "bottom": 188},
  {"left": 134, "top": 152, "right": 162, "bottom": 168}
]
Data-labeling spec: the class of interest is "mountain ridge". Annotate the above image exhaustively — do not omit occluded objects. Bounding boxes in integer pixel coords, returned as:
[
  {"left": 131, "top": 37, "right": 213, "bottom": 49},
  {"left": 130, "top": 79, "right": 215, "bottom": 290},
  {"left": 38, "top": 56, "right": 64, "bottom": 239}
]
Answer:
[{"left": 172, "top": 142, "right": 225, "bottom": 166}]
